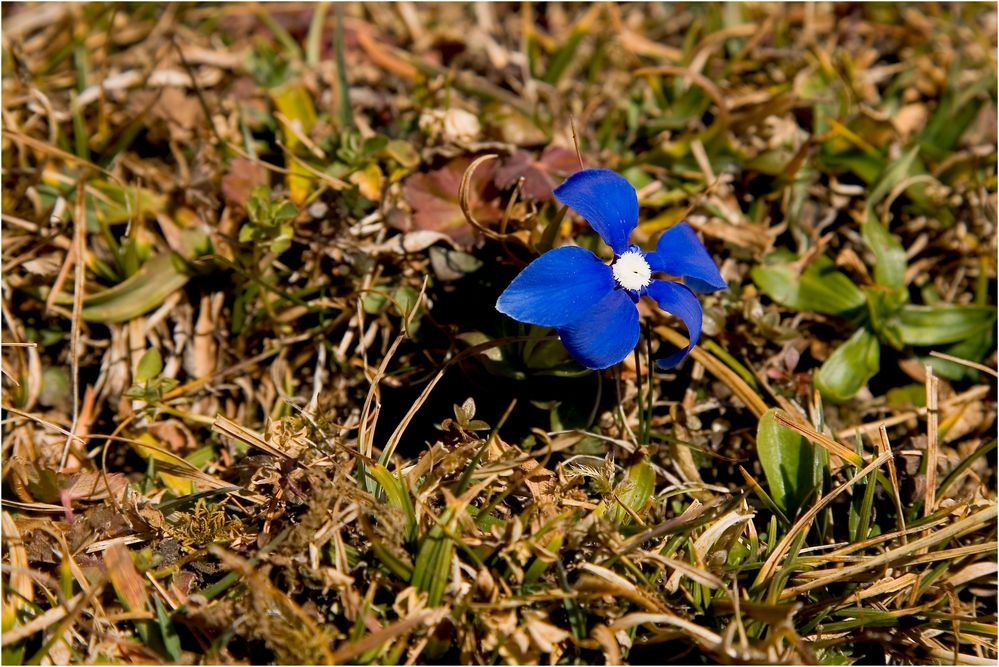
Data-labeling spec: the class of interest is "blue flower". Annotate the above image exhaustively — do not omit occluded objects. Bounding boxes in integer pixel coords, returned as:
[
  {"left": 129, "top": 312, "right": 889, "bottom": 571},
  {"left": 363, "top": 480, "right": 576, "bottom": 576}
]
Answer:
[{"left": 496, "top": 168, "right": 726, "bottom": 370}]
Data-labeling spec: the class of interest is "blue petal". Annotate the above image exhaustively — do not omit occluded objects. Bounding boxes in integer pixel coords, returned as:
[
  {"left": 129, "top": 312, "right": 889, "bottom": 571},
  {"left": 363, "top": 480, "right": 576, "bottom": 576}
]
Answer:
[
  {"left": 558, "top": 288, "right": 639, "bottom": 369},
  {"left": 496, "top": 246, "right": 615, "bottom": 327},
  {"left": 647, "top": 280, "right": 702, "bottom": 369},
  {"left": 553, "top": 169, "right": 638, "bottom": 255},
  {"left": 646, "top": 222, "right": 726, "bottom": 292}
]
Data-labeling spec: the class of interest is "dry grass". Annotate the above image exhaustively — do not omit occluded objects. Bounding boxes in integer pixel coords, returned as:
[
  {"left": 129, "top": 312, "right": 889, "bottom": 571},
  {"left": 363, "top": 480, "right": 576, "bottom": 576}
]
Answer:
[{"left": 2, "top": 3, "right": 996, "bottom": 665}]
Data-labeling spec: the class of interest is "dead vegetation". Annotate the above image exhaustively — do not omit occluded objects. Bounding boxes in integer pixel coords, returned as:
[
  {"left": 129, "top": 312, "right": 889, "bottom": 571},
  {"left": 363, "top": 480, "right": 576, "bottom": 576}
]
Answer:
[{"left": 2, "top": 3, "right": 996, "bottom": 665}]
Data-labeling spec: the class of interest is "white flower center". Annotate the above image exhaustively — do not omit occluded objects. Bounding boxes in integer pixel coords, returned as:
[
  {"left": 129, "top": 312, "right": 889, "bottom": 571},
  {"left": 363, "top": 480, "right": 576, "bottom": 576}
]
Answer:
[{"left": 612, "top": 251, "right": 652, "bottom": 291}]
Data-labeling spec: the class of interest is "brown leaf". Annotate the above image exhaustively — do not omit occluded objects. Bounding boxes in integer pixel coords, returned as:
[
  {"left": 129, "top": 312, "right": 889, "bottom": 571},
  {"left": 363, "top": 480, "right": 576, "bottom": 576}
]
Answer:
[
  {"left": 148, "top": 419, "right": 197, "bottom": 453},
  {"left": 891, "top": 103, "right": 928, "bottom": 141},
  {"left": 221, "top": 158, "right": 268, "bottom": 208},
  {"left": 63, "top": 470, "right": 127, "bottom": 502},
  {"left": 104, "top": 543, "right": 149, "bottom": 612},
  {"left": 400, "top": 157, "right": 502, "bottom": 246},
  {"left": 154, "top": 87, "right": 203, "bottom": 143}
]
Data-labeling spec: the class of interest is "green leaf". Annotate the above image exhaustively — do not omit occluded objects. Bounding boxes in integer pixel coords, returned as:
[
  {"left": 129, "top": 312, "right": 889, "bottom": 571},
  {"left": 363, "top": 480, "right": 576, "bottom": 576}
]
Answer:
[
  {"left": 861, "top": 214, "right": 907, "bottom": 294},
  {"left": 272, "top": 201, "right": 298, "bottom": 225},
  {"left": 456, "top": 332, "right": 527, "bottom": 380},
  {"left": 751, "top": 252, "right": 866, "bottom": 316},
  {"left": 918, "top": 76, "right": 993, "bottom": 161},
  {"left": 153, "top": 596, "right": 182, "bottom": 662},
  {"left": 756, "top": 409, "right": 821, "bottom": 515},
  {"left": 412, "top": 515, "right": 455, "bottom": 607},
  {"left": 920, "top": 331, "right": 997, "bottom": 381},
  {"left": 865, "top": 145, "right": 920, "bottom": 212},
  {"left": 865, "top": 288, "right": 906, "bottom": 350},
  {"left": 524, "top": 532, "right": 564, "bottom": 584},
  {"left": 368, "top": 464, "right": 417, "bottom": 541},
  {"left": 898, "top": 304, "right": 996, "bottom": 346},
  {"left": 815, "top": 328, "right": 881, "bottom": 402},
  {"left": 593, "top": 458, "right": 656, "bottom": 526},
  {"left": 428, "top": 246, "right": 482, "bottom": 281},
  {"left": 542, "top": 27, "right": 586, "bottom": 85},
  {"left": 817, "top": 146, "right": 884, "bottom": 184},
  {"left": 383, "top": 139, "right": 420, "bottom": 169},
  {"left": 2, "top": 643, "right": 26, "bottom": 666},
  {"left": 361, "top": 290, "right": 387, "bottom": 315},
  {"left": 135, "top": 348, "right": 163, "bottom": 383},
  {"left": 40, "top": 367, "right": 71, "bottom": 408},
  {"left": 391, "top": 285, "right": 419, "bottom": 319},
  {"left": 81, "top": 253, "right": 190, "bottom": 324},
  {"left": 361, "top": 135, "right": 389, "bottom": 156},
  {"left": 270, "top": 82, "right": 316, "bottom": 142},
  {"left": 371, "top": 538, "right": 413, "bottom": 582},
  {"left": 86, "top": 179, "right": 167, "bottom": 228},
  {"left": 536, "top": 205, "right": 567, "bottom": 254}
]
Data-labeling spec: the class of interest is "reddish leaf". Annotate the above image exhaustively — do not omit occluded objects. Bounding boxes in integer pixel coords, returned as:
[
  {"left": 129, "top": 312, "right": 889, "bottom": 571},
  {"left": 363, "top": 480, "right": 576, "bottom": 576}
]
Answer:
[
  {"left": 222, "top": 158, "right": 268, "bottom": 208},
  {"left": 104, "top": 543, "right": 149, "bottom": 612},
  {"left": 400, "top": 157, "right": 502, "bottom": 246},
  {"left": 494, "top": 146, "right": 583, "bottom": 201}
]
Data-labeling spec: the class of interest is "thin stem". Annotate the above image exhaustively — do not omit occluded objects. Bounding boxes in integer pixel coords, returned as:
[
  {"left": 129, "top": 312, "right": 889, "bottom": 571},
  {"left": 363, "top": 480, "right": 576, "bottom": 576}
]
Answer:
[
  {"left": 645, "top": 323, "right": 654, "bottom": 444},
  {"left": 634, "top": 341, "right": 646, "bottom": 446}
]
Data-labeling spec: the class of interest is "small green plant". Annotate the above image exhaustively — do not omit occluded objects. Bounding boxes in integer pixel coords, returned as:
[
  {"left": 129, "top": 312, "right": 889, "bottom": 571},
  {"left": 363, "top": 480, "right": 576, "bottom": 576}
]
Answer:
[
  {"left": 753, "top": 147, "right": 995, "bottom": 400},
  {"left": 125, "top": 348, "right": 178, "bottom": 402},
  {"left": 241, "top": 186, "right": 298, "bottom": 255}
]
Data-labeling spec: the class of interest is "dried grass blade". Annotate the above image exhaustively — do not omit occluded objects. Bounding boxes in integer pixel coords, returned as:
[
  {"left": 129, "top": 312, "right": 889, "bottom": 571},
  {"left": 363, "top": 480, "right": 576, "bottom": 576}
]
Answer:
[
  {"left": 923, "top": 648, "right": 997, "bottom": 665},
  {"left": 23, "top": 580, "right": 106, "bottom": 664},
  {"left": 0, "top": 592, "right": 84, "bottom": 646},
  {"left": 772, "top": 410, "right": 863, "bottom": 467},
  {"left": 781, "top": 504, "right": 998, "bottom": 599},
  {"left": 363, "top": 276, "right": 428, "bottom": 462},
  {"left": 59, "top": 180, "right": 86, "bottom": 470},
  {"left": 654, "top": 325, "right": 768, "bottom": 417},
  {"left": 946, "top": 562, "right": 997, "bottom": 588},
  {"left": 329, "top": 608, "right": 447, "bottom": 664},
  {"left": 632, "top": 65, "right": 731, "bottom": 129},
  {"left": 665, "top": 508, "right": 753, "bottom": 593},
  {"left": 212, "top": 414, "right": 289, "bottom": 459},
  {"left": 924, "top": 368, "right": 939, "bottom": 517},
  {"left": 617, "top": 499, "right": 704, "bottom": 554},
  {"left": 382, "top": 335, "right": 549, "bottom": 465},
  {"left": 877, "top": 425, "right": 908, "bottom": 542},
  {"left": 609, "top": 612, "right": 724, "bottom": 650},
  {"left": 459, "top": 155, "right": 504, "bottom": 241},
  {"left": 2, "top": 512, "right": 33, "bottom": 610},
  {"left": 354, "top": 28, "right": 420, "bottom": 80},
  {"left": 928, "top": 350, "right": 999, "bottom": 377},
  {"left": 152, "top": 461, "right": 264, "bottom": 504},
  {"left": 577, "top": 563, "right": 666, "bottom": 614}
]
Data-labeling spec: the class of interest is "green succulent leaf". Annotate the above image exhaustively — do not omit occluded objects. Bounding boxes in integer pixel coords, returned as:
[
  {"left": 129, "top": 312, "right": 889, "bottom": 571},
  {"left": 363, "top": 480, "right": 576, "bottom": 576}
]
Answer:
[
  {"left": 751, "top": 252, "right": 867, "bottom": 316},
  {"left": 80, "top": 253, "right": 191, "bottom": 324},
  {"left": 865, "top": 288, "right": 907, "bottom": 350},
  {"left": 756, "top": 408, "right": 823, "bottom": 516},
  {"left": 897, "top": 304, "right": 996, "bottom": 346},
  {"left": 861, "top": 214, "right": 908, "bottom": 295},
  {"left": 135, "top": 348, "right": 163, "bottom": 383},
  {"left": 816, "top": 328, "right": 881, "bottom": 402}
]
